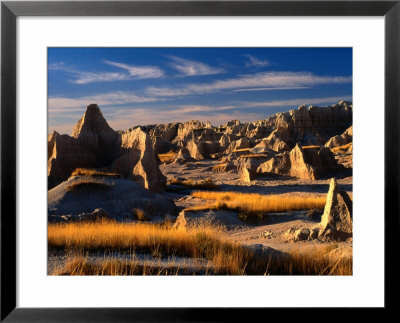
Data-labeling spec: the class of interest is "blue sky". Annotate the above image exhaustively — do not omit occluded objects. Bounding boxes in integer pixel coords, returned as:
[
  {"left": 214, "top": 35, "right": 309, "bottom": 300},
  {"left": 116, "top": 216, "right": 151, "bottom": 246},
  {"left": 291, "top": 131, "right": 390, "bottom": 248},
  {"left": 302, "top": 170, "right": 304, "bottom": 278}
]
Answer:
[{"left": 48, "top": 48, "right": 352, "bottom": 134}]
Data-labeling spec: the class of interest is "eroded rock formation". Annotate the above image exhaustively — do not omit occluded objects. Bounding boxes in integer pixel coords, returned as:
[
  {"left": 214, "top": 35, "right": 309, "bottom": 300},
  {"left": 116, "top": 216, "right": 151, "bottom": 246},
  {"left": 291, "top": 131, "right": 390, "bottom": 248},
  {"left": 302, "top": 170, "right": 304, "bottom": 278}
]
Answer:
[
  {"left": 48, "top": 104, "right": 166, "bottom": 192},
  {"left": 318, "top": 178, "right": 353, "bottom": 241}
]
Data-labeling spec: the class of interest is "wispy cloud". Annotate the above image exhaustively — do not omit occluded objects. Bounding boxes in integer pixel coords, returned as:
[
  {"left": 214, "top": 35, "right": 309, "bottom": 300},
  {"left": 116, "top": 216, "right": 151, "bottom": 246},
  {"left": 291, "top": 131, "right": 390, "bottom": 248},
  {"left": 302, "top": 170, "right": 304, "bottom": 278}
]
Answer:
[
  {"left": 244, "top": 54, "right": 270, "bottom": 67},
  {"left": 168, "top": 56, "right": 225, "bottom": 76},
  {"left": 233, "top": 86, "right": 310, "bottom": 92},
  {"left": 103, "top": 60, "right": 164, "bottom": 79},
  {"left": 49, "top": 60, "right": 164, "bottom": 84},
  {"left": 48, "top": 62, "right": 69, "bottom": 71},
  {"left": 169, "top": 95, "right": 352, "bottom": 114},
  {"left": 48, "top": 91, "right": 161, "bottom": 110},
  {"left": 146, "top": 71, "right": 352, "bottom": 97},
  {"left": 71, "top": 72, "right": 133, "bottom": 84}
]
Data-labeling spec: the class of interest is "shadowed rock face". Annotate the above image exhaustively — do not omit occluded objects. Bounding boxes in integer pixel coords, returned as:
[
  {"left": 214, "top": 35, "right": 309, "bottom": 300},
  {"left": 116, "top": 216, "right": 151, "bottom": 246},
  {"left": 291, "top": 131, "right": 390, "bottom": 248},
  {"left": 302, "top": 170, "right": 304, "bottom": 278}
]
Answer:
[
  {"left": 48, "top": 176, "right": 176, "bottom": 222},
  {"left": 48, "top": 104, "right": 166, "bottom": 192}
]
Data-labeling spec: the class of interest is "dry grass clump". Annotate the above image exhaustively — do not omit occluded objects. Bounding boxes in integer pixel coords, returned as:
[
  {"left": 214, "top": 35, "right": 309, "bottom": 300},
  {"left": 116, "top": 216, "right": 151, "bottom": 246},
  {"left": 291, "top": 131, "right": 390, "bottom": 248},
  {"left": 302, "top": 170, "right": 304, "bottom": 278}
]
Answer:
[
  {"left": 212, "top": 163, "right": 229, "bottom": 172},
  {"left": 71, "top": 168, "right": 120, "bottom": 178},
  {"left": 132, "top": 208, "right": 147, "bottom": 221},
  {"left": 232, "top": 148, "right": 251, "bottom": 153},
  {"left": 238, "top": 154, "right": 269, "bottom": 159},
  {"left": 51, "top": 254, "right": 201, "bottom": 276},
  {"left": 48, "top": 221, "right": 352, "bottom": 275},
  {"left": 331, "top": 143, "right": 352, "bottom": 153},
  {"left": 302, "top": 145, "right": 321, "bottom": 149},
  {"left": 267, "top": 244, "right": 352, "bottom": 275},
  {"left": 187, "top": 191, "right": 326, "bottom": 219},
  {"left": 158, "top": 152, "right": 176, "bottom": 163},
  {"left": 66, "top": 178, "right": 113, "bottom": 191},
  {"left": 167, "top": 178, "right": 219, "bottom": 190}
]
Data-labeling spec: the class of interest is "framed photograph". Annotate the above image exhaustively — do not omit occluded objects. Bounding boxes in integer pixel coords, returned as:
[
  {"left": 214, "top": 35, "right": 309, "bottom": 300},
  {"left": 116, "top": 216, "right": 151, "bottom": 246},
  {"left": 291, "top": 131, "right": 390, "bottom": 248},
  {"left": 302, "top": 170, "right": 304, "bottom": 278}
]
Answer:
[{"left": 1, "top": 0, "right": 398, "bottom": 321}]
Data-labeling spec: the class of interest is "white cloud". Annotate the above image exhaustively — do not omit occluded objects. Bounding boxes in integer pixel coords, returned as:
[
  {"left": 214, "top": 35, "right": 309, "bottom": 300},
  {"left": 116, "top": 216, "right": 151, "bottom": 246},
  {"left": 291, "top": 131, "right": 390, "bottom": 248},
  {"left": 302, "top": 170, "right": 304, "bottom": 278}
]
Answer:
[
  {"left": 244, "top": 54, "right": 270, "bottom": 67},
  {"left": 233, "top": 87, "right": 310, "bottom": 92},
  {"left": 48, "top": 62, "right": 69, "bottom": 71},
  {"left": 72, "top": 71, "right": 132, "bottom": 84},
  {"left": 146, "top": 71, "right": 352, "bottom": 97},
  {"left": 103, "top": 60, "right": 164, "bottom": 79},
  {"left": 48, "top": 91, "right": 161, "bottom": 110},
  {"left": 49, "top": 60, "right": 163, "bottom": 84},
  {"left": 170, "top": 95, "right": 352, "bottom": 114},
  {"left": 168, "top": 56, "right": 225, "bottom": 76}
]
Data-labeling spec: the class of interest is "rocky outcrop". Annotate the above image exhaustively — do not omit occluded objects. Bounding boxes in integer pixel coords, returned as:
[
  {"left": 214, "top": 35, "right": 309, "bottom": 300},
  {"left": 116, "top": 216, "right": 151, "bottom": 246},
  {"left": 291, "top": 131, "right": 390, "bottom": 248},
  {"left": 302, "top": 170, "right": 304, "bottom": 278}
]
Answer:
[
  {"left": 257, "top": 152, "right": 290, "bottom": 175},
  {"left": 325, "top": 125, "right": 353, "bottom": 148},
  {"left": 257, "top": 144, "right": 343, "bottom": 180},
  {"left": 254, "top": 130, "right": 290, "bottom": 152},
  {"left": 48, "top": 104, "right": 166, "bottom": 192},
  {"left": 285, "top": 227, "right": 319, "bottom": 242},
  {"left": 246, "top": 101, "right": 352, "bottom": 147},
  {"left": 48, "top": 134, "right": 98, "bottom": 188},
  {"left": 175, "top": 120, "right": 204, "bottom": 141},
  {"left": 318, "top": 178, "right": 352, "bottom": 241},
  {"left": 186, "top": 140, "right": 204, "bottom": 160},
  {"left": 111, "top": 128, "right": 166, "bottom": 192},
  {"left": 48, "top": 131, "right": 59, "bottom": 159},
  {"left": 285, "top": 178, "right": 352, "bottom": 242},
  {"left": 240, "top": 167, "right": 256, "bottom": 182},
  {"left": 212, "top": 162, "right": 235, "bottom": 173},
  {"left": 138, "top": 101, "right": 352, "bottom": 160},
  {"left": 224, "top": 137, "right": 250, "bottom": 154},
  {"left": 288, "top": 144, "right": 318, "bottom": 179},
  {"left": 173, "top": 148, "right": 194, "bottom": 164},
  {"left": 48, "top": 176, "right": 176, "bottom": 222}
]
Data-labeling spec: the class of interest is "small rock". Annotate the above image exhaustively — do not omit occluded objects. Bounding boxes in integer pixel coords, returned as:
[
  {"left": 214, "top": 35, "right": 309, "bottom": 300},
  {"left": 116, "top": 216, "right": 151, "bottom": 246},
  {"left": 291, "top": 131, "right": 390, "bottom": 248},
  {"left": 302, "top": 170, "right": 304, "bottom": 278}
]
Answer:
[{"left": 261, "top": 230, "right": 273, "bottom": 239}]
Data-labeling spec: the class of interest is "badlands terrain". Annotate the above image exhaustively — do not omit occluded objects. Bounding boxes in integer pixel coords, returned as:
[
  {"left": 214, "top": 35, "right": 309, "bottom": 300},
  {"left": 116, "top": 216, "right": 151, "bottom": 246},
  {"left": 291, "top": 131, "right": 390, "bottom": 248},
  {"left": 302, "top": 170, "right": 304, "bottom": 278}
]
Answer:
[{"left": 48, "top": 102, "right": 353, "bottom": 275}]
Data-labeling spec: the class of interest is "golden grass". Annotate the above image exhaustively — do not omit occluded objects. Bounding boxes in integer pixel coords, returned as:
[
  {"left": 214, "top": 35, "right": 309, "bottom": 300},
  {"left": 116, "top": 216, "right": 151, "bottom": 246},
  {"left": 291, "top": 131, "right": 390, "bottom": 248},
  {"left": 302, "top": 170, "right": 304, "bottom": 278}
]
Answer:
[
  {"left": 211, "top": 163, "right": 229, "bottom": 172},
  {"left": 302, "top": 145, "right": 321, "bottom": 149},
  {"left": 48, "top": 221, "right": 351, "bottom": 275},
  {"left": 238, "top": 154, "right": 269, "bottom": 159},
  {"left": 66, "top": 178, "right": 113, "bottom": 191},
  {"left": 71, "top": 168, "right": 120, "bottom": 178},
  {"left": 158, "top": 152, "right": 176, "bottom": 163},
  {"left": 132, "top": 208, "right": 147, "bottom": 221},
  {"left": 187, "top": 191, "right": 326, "bottom": 218},
  {"left": 48, "top": 221, "right": 251, "bottom": 275},
  {"left": 331, "top": 143, "right": 352, "bottom": 153},
  {"left": 167, "top": 178, "right": 219, "bottom": 190},
  {"left": 51, "top": 254, "right": 200, "bottom": 276}
]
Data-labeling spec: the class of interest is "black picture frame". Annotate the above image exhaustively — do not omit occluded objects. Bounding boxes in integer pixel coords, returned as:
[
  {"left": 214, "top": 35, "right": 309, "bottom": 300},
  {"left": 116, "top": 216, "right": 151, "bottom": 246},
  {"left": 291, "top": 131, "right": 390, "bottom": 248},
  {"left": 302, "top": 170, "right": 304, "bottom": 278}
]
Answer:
[{"left": 1, "top": 0, "right": 399, "bottom": 321}]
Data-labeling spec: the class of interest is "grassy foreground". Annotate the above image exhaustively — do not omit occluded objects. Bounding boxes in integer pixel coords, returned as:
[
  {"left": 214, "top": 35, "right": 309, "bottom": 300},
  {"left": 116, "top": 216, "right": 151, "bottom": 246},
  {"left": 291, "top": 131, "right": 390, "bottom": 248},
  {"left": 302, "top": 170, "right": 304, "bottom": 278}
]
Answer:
[
  {"left": 48, "top": 221, "right": 352, "bottom": 275},
  {"left": 186, "top": 191, "right": 326, "bottom": 218}
]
